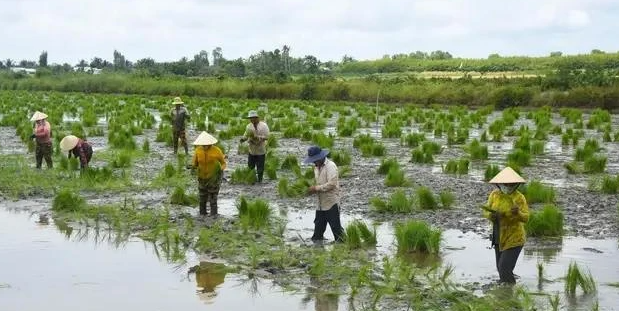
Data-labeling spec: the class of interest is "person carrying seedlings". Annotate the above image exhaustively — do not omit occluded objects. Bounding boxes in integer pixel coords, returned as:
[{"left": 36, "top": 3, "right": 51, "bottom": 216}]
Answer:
[
  {"left": 30, "top": 111, "right": 53, "bottom": 169},
  {"left": 191, "top": 131, "right": 227, "bottom": 216},
  {"left": 60, "top": 135, "right": 93, "bottom": 170},
  {"left": 483, "top": 166, "right": 529, "bottom": 284},
  {"left": 170, "top": 96, "right": 191, "bottom": 155},
  {"left": 304, "top": 146, "right": 344, "bottom": 243},
  {"left": 239, "top": 110, "right": 269, "bottom": 183}
]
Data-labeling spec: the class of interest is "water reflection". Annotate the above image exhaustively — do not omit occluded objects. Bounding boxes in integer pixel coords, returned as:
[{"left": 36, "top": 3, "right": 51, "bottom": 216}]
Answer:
[
  {"left": 302, "top": 277, "right": 340, "bottom": 311},
  {"left": 195, "top": 262, "right": 229, "bottom": 303},
  {"left": 524, "top": 237, "right": 563, "bottom": 263}
]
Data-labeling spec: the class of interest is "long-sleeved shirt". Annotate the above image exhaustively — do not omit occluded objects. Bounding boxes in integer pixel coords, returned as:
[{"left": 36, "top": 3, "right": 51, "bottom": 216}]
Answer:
[
  {"left": 34, "top": 121, "right": 51, "bottom": 144},
  {"left": 170, "top": 107, "right": 190, "bottom": 131},
  {"left": 192, "top": 145, "right": 227, "bottom": 181},
  {"left": 482, "top": 189, "right": 529, "bottom": 251},
  {"left": 243, "top": 121, "right": 269, "bottom": 155},
  {"left": 69, "top": 139, "right": 93, "bottom": 169},
  {"left": 313, "top": 158, "right": 340, "bottom": 211}
]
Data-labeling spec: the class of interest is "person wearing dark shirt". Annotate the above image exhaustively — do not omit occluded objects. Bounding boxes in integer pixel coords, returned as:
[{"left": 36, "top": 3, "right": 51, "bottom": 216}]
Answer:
[{"left": 60, "top": 135, "right": 93, "bottom": 170}]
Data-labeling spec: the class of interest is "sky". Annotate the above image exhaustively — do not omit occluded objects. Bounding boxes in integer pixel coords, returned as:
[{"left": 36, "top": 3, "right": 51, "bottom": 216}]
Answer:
[{"left": 2, "top": 0, "right": 619, "bottom": 65}]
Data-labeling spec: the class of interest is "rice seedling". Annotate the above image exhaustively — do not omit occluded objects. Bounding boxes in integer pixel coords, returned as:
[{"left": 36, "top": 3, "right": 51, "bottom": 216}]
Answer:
[
  {"left": 280, "top": 154, "right": 299, "bottom": 170},
  {"left": 520, "top": 181, "right": 556, "bottom": 204},
  {"left": 484, "top": 164, "right": 501, "bottom": 182},
  {"left": 59, "top": 156, "right": 69, "bottom": 170},
  {"left": 68, "top": 157, "right": 80, "bottom": 171},
  {"left": 230, "top": 167, "right": 257, "bottom": 185},
  {"left": 548, "top": 294, "right": 560, "bottom": 311},
  {"left": 526, "top": 204, "right": 564, "bottom": 237},
  {"left": 370, "top": 190, "right": 415, "bottom": 213},
  {"left": 111, "top": 150, "right": 133, "bottom": 168},
  {"left": 163, "top": 162, "right": 176, "bottom": 178},
  {"left": 561, "top": 133, "right": 571, "bottom": 145},
  {"left": 480, "top": 131, "right": 488, "bottom": 142},
  {"left": 277, "top": 177, "right": 311, "bottom": 198},
  {"left": 353, "top": 133, "right": 374, "bottom": 148},
  {"left": 530, "top": 141, "right": 545, "bottom": 155},
  {"left": 603, "top": 130, "right": 612, "bottom": 142},
  {"left": 401, "top": 133, "right": 425, "bottom": 148},
  {"left": 467, "top": 139, "right": 488, "bottom": 160},
  {"left": 416, "top": 186, "right": 438, "bottom": 210},
  {"left": 439, "top": 190, "right": 456, "bottom": 209},
  {"left": 537, "top": 262, "right": 544, "bottom": 281},
  {"left": 87, "top": 127, "right": 105, "bottom": 137},
  {"left": 264, "top": 156, "right": 280, "bottom": 180},
  {"left": 377, "top": 157, "right": 400, "bottom": 175},
  {"left": 311, "top": 132, "right": 334, "bottom": 149},
  {"left": 329, "top": 150, "right": 351, "bottom": 166},
  {"left": 385, "top": 166, "right": 411, "bottom": 187},
  {"left": 565, "top": 161, "right": 582, "bottom": 174},
  {"left": 52, "top": 189, "right": 86, "bottom": 212},
  {"left": 507, "top": 149, "right": 531, "bottom": 167},
  {"left": 394, "top": 220, "right": 442, "bottom": 254},
  {"left": 382, "top": 120, "right": 403, "bottom": 138},
  {"left": 169, "top": 186, "right": 198, "bottom": 206},
  {"left": 70, "top": 122, "right": 86, "bottom": 138},
  {"left": 344, "top": 220, "right": 377, "bottom": 249},
  {"left": 360, "top": 142, "right": 386, "bottom": 157},
  {"left": 565, "top": 261, "right": 597, "bottom": 296},
  {"left": 142, "top": 139, "right": 150, "bottom": 153},
  {"left": 236, "top": 196, "right": 271, "bottom": 229},
  {"left": 584, "top": 155, "right": 607, "bottom": 174},
  {"left": 411, "top": 148, "right": 434, "bottom": 164},
  {"left": 422, "top": 141, "right": 442, "bottom": 155},
  {"left": 267, "top": 135, "right": 278, "bottom": 148},
  {"left": 442, "top": 158, "right": 469, "bottom": 175},
  {"left": 600, "top": 175, "right": 619, "bottom": 194}
]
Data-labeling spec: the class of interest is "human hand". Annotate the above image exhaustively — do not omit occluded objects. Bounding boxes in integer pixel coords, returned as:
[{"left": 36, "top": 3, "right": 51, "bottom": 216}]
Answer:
[{"left": 308, "top": 186, "right": 318, "bottom": 194}]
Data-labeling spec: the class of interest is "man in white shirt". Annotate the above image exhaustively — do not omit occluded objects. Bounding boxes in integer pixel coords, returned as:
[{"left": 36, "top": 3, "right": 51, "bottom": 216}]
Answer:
[
  {"left": 240, "top": 110, "right": 270, "bottom": 183},
  {"left": 304, "top": 146, "right": 344, "bottom": 242}
]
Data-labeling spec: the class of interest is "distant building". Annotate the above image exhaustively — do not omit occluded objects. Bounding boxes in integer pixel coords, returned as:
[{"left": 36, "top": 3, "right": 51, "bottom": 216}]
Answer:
[
  {"left": 9, "top": 67, "right": 37, "bottom": 75},
  {"left": 72, "top": 66, "right": 102, "bottom": 74}
]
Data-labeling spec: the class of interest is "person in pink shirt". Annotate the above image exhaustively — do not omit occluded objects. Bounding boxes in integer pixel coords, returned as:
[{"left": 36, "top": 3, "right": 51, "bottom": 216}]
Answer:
[{"left": 30, "top": 111, "right": 53, "bottom": 169}]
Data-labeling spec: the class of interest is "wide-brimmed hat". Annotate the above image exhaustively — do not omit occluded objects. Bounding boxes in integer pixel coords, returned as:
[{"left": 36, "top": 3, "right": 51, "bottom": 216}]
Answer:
[
  {"left": 30, "top": 111, "right": 48, "bottom": 121},
  {"left": 193, "top": 131, "right": 218, "bottom": 146},
  {"left": 488, "top": 167, "right": 526, "bottom": 184},
  {"left": 172, "top": 97, "right": 184, "bottom": 105},
  {"left": 60, "top": 135, "right": 80, "bottom": 151},
  {"left": 247, "top": 110, "right": 259, "bottom": 118},
  {"left": 303, "top": 146, "right": 329, "bottom": 164}
]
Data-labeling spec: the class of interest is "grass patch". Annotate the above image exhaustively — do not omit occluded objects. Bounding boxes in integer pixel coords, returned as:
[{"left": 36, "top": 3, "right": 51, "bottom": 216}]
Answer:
[
  {"left": 526, "top": 204, "right": 564, "bottom": 237},
  {"left": 484, "top": 164, "right": 501, "bottom": 182},
  {"left": 377, "top": 157, "right": 400, "bottom": 175},
  {"left": 394, "top": 220, "right": 442, "bottom": 254},
  {"left": 442, "top": 158, "right": 469, "bottom": 175},
  {"left": 416, "top": 186, "right": 438, "bottom": 210},
  {"left": 438, "top": 190, "right": 456, "bottom": 209},
  {"left": 401, "top": 133, "right": 425, "bottom": 148},
  {"left": 329, "top": 150, "right": 351, "bottom": 166},
  {"left": 467, "top": 139, "right": 488, "bottom": 160}
]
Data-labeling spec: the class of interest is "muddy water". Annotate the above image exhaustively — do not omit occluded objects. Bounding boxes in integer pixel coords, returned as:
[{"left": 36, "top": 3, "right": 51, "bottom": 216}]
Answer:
[{"left": 0, "top": 209, "right": 321, "bottom": 311}]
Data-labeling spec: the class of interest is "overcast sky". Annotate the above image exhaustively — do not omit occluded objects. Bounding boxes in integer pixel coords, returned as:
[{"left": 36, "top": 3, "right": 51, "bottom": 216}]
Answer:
[{"left": 2, "top": 0, "right": 619, "bottom": 65}]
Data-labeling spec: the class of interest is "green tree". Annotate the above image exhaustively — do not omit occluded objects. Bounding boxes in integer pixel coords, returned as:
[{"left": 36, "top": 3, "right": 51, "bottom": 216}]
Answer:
[
  {"left": 39, "top": 51, "right": 48, "bottom": 67},
  {"left": 550, "top": 51, "right": 563, "bottom": 57},
  {"left": 212, "top": 47, "right": 224, "bottom": 67}
]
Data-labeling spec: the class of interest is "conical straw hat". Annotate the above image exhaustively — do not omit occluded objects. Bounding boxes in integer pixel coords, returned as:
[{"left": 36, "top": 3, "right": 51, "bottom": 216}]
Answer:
[
  {"left": 488, "top": 167, "right": 526, "bottom": 184},
  {"left": 60, "top": 135, "right": 79, "bottom": 151},
  {"left": 193, "top": 131, "right": 218, "bottom": 146},
  {"left": 172, "top": 97, "right": 184, "bottom": 105},
  {"left": 30, "top": 111, "right": 48, "bottom": 121}
]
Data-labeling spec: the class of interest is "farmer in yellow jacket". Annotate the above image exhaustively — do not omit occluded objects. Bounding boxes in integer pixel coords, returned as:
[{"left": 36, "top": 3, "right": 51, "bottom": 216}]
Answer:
[
  {"left": 483, "top": 167, "right": 529, "bottom": 284},
  {"left": 191, "top": 131, "right": 226, "bottom": 216}
]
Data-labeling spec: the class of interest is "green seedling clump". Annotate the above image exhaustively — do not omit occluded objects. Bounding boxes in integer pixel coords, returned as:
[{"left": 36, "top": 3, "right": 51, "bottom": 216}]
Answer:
[
  {"left": 329, "top": 150, "right": 351, "bottom": 166},
  {"left": 467, "top": 139, "right": 488, "bottom": 160},
  {"left": 236, "top": 196, "right": 271, "bottom": 229},
  {"left": 439, "top": 190, "right": 456, "bottom": 209},
  {"left": 385, "top": 166, "right": 410, "bottom": 187},
  {"left": 565, "top": 262, "right": 597, "bottom": 297},
  {"left": 394, "top": 220, "right": 442, "bottom": 254},
  {"left": 401, "top": 133, "right": 425, "bottom": 148},
  {"left": 416, "top": 186, "right": 438, "bottom": 210},
  {"left": 484, "top": 164, "right": 501, "bottom": 182},
  {"left": 377, "top": 158, "right": 400, "bottom": 175},
  {"left": 52, "top": 189, "right": 86, "bottom": 212},
  {"left": 526, "top": 204, "right": 564, "bottom": 237},
  {"left": 370, "top": 190, "right": 415, "bottom": 213},
  {"left": 442, "top": 158, "right": 469, "bottom": 175},
  {"left": 520, "top": 181, "right": 556, "bottom": 204},
  {"left": 344, "top": 220, "right": 377, "bottom": 249},
  {"left": 170, "top": 186, "right": 198, "bottom": 206},
  {"left": 230, "top": 167, "right": 258, "bottom": 185}
]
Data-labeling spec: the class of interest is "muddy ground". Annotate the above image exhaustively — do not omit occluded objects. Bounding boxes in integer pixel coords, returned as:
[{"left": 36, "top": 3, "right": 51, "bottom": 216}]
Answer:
[{"left": 1, "top": 111, "right": 618, "bottom": 240}]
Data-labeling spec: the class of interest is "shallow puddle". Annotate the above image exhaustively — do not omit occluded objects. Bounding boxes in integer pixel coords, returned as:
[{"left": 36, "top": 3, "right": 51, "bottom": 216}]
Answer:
[{"left": 0, "top": 208, "right": 324, "bottom": 311}]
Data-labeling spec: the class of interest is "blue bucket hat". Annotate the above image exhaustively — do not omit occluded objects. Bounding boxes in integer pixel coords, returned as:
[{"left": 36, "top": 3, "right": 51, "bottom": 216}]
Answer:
[{"left": 303, "top": 146, "right": 329, "bottom": 164}]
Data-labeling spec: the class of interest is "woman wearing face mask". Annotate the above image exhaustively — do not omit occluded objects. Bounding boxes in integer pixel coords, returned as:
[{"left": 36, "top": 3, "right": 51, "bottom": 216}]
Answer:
[{"left": 483, "top": 167, "right": 529, "bottom": 284}]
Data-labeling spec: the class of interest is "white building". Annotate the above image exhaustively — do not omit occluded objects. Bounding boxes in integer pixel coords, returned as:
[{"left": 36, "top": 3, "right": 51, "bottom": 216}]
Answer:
[{"left": 9, "top": 67, "right": 37, "bottom": 75}]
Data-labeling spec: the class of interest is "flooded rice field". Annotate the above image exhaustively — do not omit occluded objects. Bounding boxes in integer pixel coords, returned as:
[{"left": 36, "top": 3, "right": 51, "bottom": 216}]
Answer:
[{"left": 1, "top": 92, "right": 619, "bottom": 310}]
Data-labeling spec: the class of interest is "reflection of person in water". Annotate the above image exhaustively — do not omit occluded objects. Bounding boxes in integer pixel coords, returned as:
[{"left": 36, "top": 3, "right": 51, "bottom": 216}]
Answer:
[
  {"left": 314, "top": 292, "right": 339, "bottom": 311},
  {"left": 196, "top": 262, "right": 228, "bottom": 302}
]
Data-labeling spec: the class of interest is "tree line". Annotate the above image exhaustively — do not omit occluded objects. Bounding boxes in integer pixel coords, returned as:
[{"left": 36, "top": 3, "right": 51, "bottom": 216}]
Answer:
[{"left": 2, "top": 47, "right": 619, "bottom": 79}]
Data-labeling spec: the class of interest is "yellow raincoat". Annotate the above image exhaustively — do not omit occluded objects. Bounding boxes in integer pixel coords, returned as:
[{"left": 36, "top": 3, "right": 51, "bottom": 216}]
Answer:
[{"left": 483, "top": 189, "right": 529, "bottom": 251}]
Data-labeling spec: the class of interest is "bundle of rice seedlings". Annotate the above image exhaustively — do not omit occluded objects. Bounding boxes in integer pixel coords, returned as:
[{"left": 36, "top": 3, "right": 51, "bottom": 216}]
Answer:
[{"left": 394, "top": 220, "right": 442, "bottom": 254}]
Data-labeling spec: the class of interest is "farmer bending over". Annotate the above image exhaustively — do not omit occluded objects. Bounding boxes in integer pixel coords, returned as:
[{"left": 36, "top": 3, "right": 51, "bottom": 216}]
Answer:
[{"left": 60, "top": 135, "right": 93, "bottom": 170}]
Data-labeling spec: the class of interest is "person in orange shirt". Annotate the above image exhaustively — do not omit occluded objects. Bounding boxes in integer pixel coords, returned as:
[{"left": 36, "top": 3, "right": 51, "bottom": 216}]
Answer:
[
  {"left": 191, "top": 131, "right": 226, "bottom": 216},
  {"left": 30, "top": 111, "right": 53, "bottom": 169}
]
